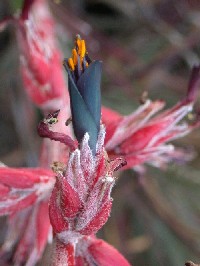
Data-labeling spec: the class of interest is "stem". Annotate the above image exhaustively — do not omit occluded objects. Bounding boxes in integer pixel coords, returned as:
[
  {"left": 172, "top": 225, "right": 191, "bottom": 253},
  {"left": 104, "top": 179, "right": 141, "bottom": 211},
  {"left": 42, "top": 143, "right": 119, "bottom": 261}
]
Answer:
[
  {"left": 38, "top": 111, "right": 77, "bottom": 152},
  {"left": 38, "top": 121, "right": 77, "bottom": 151},
  {"left": 51, "top": 237, "right": 75, "bottom": 266},
  {"left": 21, "top": 0, "right": 35, "bottom": 20}
]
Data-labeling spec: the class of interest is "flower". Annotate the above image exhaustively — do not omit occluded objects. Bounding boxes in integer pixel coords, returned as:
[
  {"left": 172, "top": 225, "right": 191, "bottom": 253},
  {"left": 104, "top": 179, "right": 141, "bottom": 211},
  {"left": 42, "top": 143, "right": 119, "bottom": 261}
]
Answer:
[
  {"left": 49, "top": 125, "right": 128, "bottom": 265},
  {"left": 48, "top": 35, "right": 129, "bottom": 265},
  {"left": 0, "top": 1, "right": 72, "bottom": 265},
  {"left": 102, "top": 65, "right": 200, "bottom": 169},
  {"left": 0, "top": 1, "right": 199, "bottom": 263},
  {"left": 17, "top": 0, "right": 68, "bottom": 110},
  {"left": 0, "top": 166, "right": 55, "bottom": 265},
  {"left": 49, "top": 126, "right": 125, "bottom": 235},
  {"left": 63, "top": 35, "right": 102, "bottom": 154},
  {"left": 0, "top": 100, "right": 128, "bottom": 265},
  {"left": 15, "top": 0, "right": 73, "bottom": 163}
]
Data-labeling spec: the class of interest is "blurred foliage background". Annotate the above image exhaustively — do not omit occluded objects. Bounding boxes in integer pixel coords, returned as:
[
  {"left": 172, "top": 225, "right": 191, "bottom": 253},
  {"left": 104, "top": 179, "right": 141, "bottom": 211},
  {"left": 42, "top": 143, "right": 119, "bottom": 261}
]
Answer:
[{"left": 1, "top": 0, "right": 200, "bottom": 265}]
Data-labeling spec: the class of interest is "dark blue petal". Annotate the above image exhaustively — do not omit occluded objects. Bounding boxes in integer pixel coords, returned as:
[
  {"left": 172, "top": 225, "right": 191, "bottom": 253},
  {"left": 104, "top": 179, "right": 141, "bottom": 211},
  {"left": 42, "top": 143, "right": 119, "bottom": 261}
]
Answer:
[
  {"left": 67, "top": 70, "right": 98, "bottom": 154},
  {"left": 77, "top": 61, "right": 102, "bottom": 131}
]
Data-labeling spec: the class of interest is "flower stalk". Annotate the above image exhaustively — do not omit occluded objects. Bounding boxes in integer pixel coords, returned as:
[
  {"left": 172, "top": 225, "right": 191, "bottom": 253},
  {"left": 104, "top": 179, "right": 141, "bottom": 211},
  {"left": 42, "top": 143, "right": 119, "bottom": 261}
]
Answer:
[{"left": 52, "top": 239, "right": 75, "bottom": 266}]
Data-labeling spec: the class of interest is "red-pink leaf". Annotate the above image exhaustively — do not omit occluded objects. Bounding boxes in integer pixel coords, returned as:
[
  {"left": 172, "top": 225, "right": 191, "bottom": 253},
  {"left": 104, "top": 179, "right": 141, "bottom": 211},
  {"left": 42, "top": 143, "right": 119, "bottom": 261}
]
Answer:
[
  {"left": 0, "top": 193, "right": 37, "bottom": 215},
  {"left": 49, "top": 184, "right": 69, "bottom": 233},
  {"left": 79, "top": 200, "right": 112, "bottom": 235},
  {"left": 75, "top": 256, "right": 85, "bottom": 266},
  {"left": 0, "top": 168, "right": 53, "bottom": 188},
  {"left": 102, "top": 106, "right": 122, "bottom": 144},
  {"left": 61, "top": 178, "right": 82, "bottom": 218},
  {"left": 36, "top": 200, "right": 51, "bottom": 255},
  {"left": 89, "top": 238, "right": 131, "bottom": 266},
  {"left": 0, "top": 183, "right": 9, "bottom": 197}
]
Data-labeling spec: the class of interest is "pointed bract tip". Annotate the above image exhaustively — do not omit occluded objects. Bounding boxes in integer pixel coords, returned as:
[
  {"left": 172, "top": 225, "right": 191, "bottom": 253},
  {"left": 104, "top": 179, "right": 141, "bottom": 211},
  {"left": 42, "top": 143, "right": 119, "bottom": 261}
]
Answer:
[{"left": 114, "top": 159, "right": 127, "bottom": 171}]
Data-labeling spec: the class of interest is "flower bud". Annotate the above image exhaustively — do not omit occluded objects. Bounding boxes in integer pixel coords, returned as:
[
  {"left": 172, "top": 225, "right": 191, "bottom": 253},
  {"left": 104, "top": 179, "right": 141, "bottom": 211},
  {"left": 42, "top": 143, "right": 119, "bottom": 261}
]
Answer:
[{"left": 64, "top": 35, "right": 102, "bottom": 154}]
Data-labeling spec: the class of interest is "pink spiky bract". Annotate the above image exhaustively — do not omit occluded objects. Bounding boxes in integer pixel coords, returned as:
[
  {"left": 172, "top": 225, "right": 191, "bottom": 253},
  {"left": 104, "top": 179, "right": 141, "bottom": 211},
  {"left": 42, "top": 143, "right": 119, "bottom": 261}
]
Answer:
[
  {"left": 0, "top": 167, "right": 54, "bottom": 266},
  {"left": 103, "top": 101, "right": 192, "bottom": 169},
  {"left": 49, "top": 126, "right": 116, "bottom": 236},
  {"left": 0, "top": 167, "right": 54, "bottom": 216},
  {"left": 0, "top": 1, "right": 74, "bottom": 263},
  {"left": 103, "top": 66, "right": 200, "bottom": 169},
  {"left": 49, "top": 126, "right": 129, "bottom": 265},
  {"left": 17, "top": 0, "right": 68, "bottom": 110}
]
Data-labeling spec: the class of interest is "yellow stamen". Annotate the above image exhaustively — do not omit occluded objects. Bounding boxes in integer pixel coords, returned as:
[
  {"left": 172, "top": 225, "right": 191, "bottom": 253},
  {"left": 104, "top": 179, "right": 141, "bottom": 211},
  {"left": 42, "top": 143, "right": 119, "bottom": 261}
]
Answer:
[
  {"left": 76, "top": 38, "right": 82, "bottom": 56},
  {"left": 80, "top": 40, "right": 86, "bottom": 58},
  {"left": 68, "top": 58, "right": 75, "bottom": 71},
  {"left": 68, "top": 35, "right": 89, "bottom": 71},
  {"left": 75, "top": 35, "right": 86, "bottom": 58},
  {"left": 72, "top": 49, "right": 78, "bottom": 66}
]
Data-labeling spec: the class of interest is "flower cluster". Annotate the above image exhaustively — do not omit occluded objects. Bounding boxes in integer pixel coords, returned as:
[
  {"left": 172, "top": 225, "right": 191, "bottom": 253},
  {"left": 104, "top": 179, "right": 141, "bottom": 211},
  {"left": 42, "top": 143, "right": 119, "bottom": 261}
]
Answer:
[
  {"left": 0, "top": 166, "right": 55, "bottom": 265},
  {"left": 0, "top": 0, "right": 199, "bottom": 265},
  {"left": 49, "top": 126, "right": 128, "bottom": 265},
  {"left": 0, "top": 1, "right": 71, "bottom": 265},
  {"left": 103, "top": 65, "right": 200, "bottom": 170},
  {"left": 17, "top": 0, "right": 68, "bottom": 110},
  {"left": 44, "top": 35, "right": 128, "bottom": 265}
]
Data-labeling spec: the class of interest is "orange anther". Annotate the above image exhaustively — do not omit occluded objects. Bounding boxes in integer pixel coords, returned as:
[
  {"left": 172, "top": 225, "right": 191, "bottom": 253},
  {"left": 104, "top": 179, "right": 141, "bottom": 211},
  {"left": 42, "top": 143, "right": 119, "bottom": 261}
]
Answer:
[
  {"left": 68, "top": 58, "right": 75, "bottom": 71},
  {"left": 71, "top": 35, "right": 88, "bottom": 70},
  {"left": 76, "top": 38, "right": 82, "bottom": 56},
  {"left": 72, "top": 49, "right": 78, "bottom": 66},
  {"left": 80, "top": 40, "right": 86, "bottom": 58}
]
